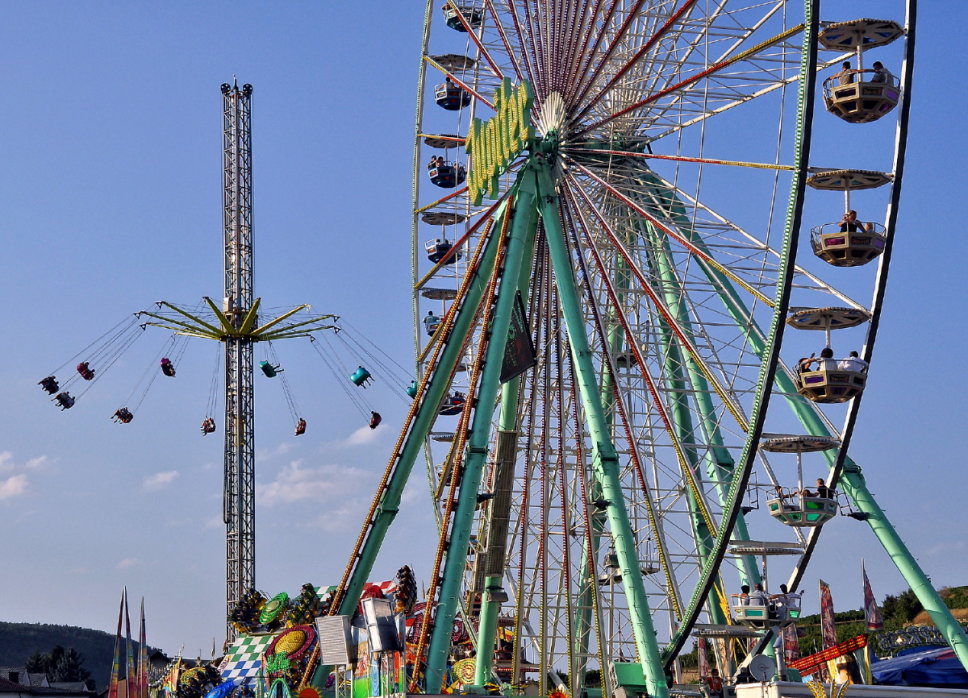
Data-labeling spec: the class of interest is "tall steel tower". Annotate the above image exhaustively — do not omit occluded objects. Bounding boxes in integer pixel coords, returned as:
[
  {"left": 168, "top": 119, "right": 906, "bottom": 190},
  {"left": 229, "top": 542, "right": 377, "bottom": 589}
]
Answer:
[
  {"left": 143, "top": 81, "right": 336, "bottom": 641},
  {"left": 220, "top": 80, "right": 256, "bottom": 638}
]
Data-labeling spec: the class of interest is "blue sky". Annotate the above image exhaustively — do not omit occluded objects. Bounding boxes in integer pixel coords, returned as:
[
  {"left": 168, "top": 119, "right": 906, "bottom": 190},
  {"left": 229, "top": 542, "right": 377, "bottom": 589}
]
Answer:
[{"left": 1, "top": 1, "right": 965, "bottom": 660}]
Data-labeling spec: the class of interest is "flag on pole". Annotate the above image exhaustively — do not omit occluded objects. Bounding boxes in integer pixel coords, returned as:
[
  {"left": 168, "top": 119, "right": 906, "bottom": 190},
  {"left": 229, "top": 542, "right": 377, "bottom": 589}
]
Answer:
[
  {"left": 818, "top": 579, "right": 837, "bottom": 682},
  {"left": 125, "top": 589, "right": 136, "bottom": 698},
  {"left": 862, "top": 561, "right": 884, "bottom": 630},
  {"left": 819, "top": 579, "right": 837, "bottom": 648},
  {"left": 698, "top": 636, "right": 710, "bottom": 678},
  {"left": 109, "top": 591, "right": 125, "bottom": 698},
  {"left": 138, "top": 598, "right": 149, "bottom": 698},
  {"left": 783, "top": 624, "right": 801, "bottom": 665}
]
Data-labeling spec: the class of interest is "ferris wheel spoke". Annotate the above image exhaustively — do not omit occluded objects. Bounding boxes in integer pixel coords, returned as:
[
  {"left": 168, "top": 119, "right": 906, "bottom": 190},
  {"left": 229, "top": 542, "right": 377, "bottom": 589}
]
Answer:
[
  {"left": 571, "top": 0, "right": 697, "bottom": 124},
  {"left": 567, "top": 0, "right": 651, "bottom": 106},
  {"left": 563, "top": 146, "right": 796, "bottom": 173},
  {"left": 564, "top": 0, "right": 622, "bottom": 105},
  {"left": 425, "top": 56, "right": 497, "bottom": 108},
  {"left": 573, "top": 22, "right": 803, "bottom": 138},
  {"left": 565, "top": 202, "right": 698, "bottom": 619},
  {"left": 482, "top": 0, "right": 525, "bottom": 81},
  {"left": 451, "top": 7, "right": 507, "bottom": 80},
  {"left": 564, "top": 175, "right": 753, "bottom": 441},
  {"left": 567, "top": 158, "right": 773, "bottom": 308},
  {"left": 645, "top": 169, "right": 871, "bottom": 312}
]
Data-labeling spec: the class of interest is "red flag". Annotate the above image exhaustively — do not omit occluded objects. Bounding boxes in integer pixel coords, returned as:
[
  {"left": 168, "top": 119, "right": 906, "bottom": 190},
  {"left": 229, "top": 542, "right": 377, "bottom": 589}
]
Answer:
[
  {"left": 819, "top": 579, "right": 837, "bottom": 648},
  {"left": 108, "top": 591, "right": 124, "bottom": 698},
  {"left": 862, "top": 562, "right": 884, "bottom": 631}
]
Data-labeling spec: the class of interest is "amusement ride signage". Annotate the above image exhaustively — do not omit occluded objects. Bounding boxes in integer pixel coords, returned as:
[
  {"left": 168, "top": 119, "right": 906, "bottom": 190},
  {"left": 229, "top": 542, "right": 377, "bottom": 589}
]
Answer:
[{"left": 465, "top": 78, "right": 534, "bottom": 205}]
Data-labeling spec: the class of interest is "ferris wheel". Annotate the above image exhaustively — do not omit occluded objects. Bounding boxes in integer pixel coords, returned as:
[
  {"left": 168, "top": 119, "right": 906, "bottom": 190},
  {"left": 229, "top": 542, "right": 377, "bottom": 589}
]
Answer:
[{"left": 326, "top": 1, "right": 966, "bottom": 697}]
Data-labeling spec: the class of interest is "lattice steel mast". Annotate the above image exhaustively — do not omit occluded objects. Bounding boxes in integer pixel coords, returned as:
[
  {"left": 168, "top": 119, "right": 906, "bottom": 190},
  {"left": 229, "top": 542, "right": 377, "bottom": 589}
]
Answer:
[
  {"left": 141, "top": 82, "right": 336, "bottom": 642},
  {"left": 221, "top": 80, "right": 256, "bottom": 640}
]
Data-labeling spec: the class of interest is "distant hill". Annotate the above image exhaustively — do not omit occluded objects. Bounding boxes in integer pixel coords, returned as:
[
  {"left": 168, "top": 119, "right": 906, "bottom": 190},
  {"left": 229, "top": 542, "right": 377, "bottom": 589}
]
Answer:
[{"left": 0, "top": 622, "right": 157, "bottom": 692}]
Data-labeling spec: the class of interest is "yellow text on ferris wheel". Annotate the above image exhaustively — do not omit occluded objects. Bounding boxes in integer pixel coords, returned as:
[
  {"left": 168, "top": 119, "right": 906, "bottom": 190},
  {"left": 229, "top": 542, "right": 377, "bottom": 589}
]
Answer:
[{"left": 465, "top": 79, "right": 534, "bottom": 205}]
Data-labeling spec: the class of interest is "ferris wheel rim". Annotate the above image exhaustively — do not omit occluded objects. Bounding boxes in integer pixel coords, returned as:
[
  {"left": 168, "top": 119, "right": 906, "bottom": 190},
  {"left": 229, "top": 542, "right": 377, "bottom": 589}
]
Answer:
[{"left": 406, "top": 0, "right": 911, "bottom": 683}]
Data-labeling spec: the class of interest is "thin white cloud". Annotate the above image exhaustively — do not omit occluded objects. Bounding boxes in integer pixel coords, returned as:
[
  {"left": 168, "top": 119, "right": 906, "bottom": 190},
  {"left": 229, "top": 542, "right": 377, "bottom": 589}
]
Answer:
[
  {"left": 0, "top": 452, "right": 13, "bottom": 473},
  {"left": 257, "top": 441, "right": 296, "bottom": 460},
  {"left": 260, "top": 460, "right": 370, "bottom": 507},
  {"left": 24, "top": 456, "right": 50, "bottom": 470},
  {"left": 305, "top": 496, "right": 373, "bottom": 533},
  {"left": 344, "top": 425, "right": 381, "bottom": 447},
  {"left": 926, "top": 540, "right": 968, "bottom": 556},
  {"left": 0, "top": 474, "right": 28, "bottom": 500},
  {"left": 143, "top": 470, "right": 180, "bottom": 491},
  {"left": 117, "top": 558, "right": 141, "bottom": 569}
]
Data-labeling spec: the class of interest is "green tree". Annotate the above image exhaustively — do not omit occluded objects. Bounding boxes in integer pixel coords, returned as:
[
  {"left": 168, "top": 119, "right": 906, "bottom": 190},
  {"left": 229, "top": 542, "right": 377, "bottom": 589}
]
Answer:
[
  {"left": 882, "top": 588, "right": 921, "bottom": 628},
  {"left": 22, "top": 645, "right": 90, "bottom": 683}
]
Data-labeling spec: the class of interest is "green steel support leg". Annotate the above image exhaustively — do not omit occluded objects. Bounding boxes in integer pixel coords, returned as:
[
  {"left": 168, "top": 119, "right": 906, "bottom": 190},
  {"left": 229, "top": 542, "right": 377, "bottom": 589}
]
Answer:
[
  {"left": 334, "top": 201, "right": 510, "bottom": 620},
  {"left": 677, "top": 215, "right": 968, "bottom": 672},
  {"left": 535, "top": 161, "right": 669, "bottom": 698},
  {"left": 473, "top": 228, "right": 536, "bottom": 690},
  {"left": 425, "top": 168, "right": 541, "bottom": 693},
  {"left": 839, "top": 463, "right": 968, "bottom": 671},
  {"left": 570, "top": 262, "right": 626, "bottom": 691}
]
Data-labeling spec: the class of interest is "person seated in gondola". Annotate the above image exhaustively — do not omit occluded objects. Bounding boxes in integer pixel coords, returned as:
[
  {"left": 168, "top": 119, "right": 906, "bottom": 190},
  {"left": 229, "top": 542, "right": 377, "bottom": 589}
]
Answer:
[
  {"left": 868, "top": 61, "right": 893, "bottom": 84},
  {"left": 160, "top": 357, "right": 176, "bottom": 377},
  {"left": 295, "top": 418, "right": 307, "bottom": 436},
  {"left": 428, "top": 155, "right": 444, "bottom": 170},
  {"left": 814, "top": 478, "right": 833, "bottom": 500},
  {"left": 39, "top": 376, "right": 59, "bottom": 394},
  {"left": 440, "top": 391, "right": 466, "bottom": 415},
  {"left": 424, "top": 310, "right": 443, "bottom": 335},
  {"left": 838, "top": 350, "right": 868, "bottom": 373},
  {"left": 369, "top": 411, "right": 382, "bottom": 429},
  {"left": 201, "top": 417, "right": 216, "bottom": 435},
  {"left": 113, "top": 407, "right": 134, "bottom": 424},
  {"left": 55, "top": 392, "right": 75, "bottom": 410},
  {"left": 838, "top": 210, "right": 873, "bottom": 233},
  {"left": 427, "top": 239, "right": 457, "bottom": 263},
  {"left": 76, "top": 361, "right": 95, "bottom": 380}
]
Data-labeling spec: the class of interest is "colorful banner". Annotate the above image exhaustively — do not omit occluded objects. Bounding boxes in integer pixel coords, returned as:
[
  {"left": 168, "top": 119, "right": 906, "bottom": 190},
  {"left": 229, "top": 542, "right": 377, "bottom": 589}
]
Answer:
[
  {"left": 819, "top": 579, "right": 837, "bottom": 648},
  {"left": 108, "top": 591, "right": 124, "bottom": 698},
  {"left": 125, "top": 589, "right": 136, "bottom": 698},
  {"left": 783, "top": 624, "right": 801, "bottom": 665},
  {"left": 862, "top": 562, "right": 884, "bottom": 630},
  {"left": 698, "top": 637, "right": 709, "bottom": 678},
  {"left": 138, "top": 598, "right": 149, "bottom": 698}
]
